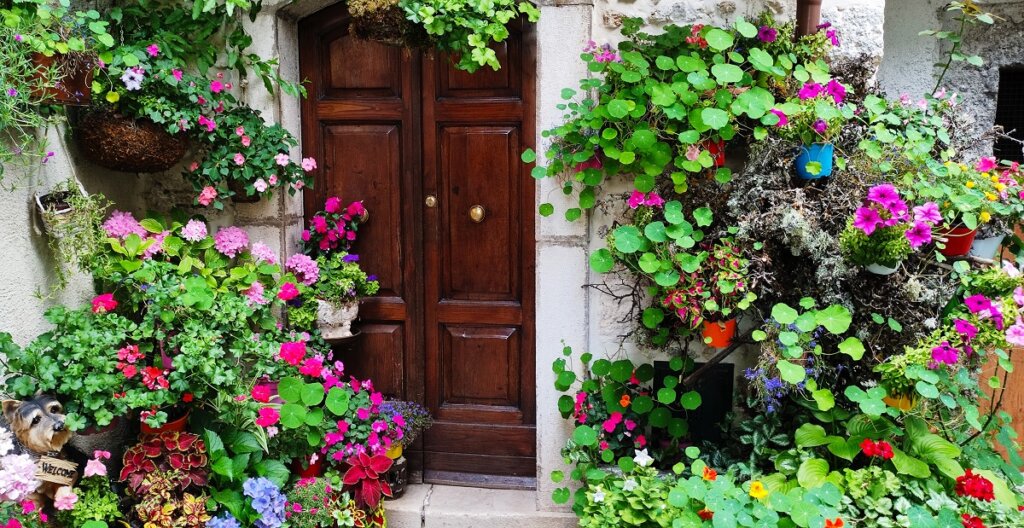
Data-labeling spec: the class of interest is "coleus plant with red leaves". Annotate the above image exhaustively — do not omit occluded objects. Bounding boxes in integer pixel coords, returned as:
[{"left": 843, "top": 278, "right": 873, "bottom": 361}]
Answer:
[
  {"left": 121, "top": 431, "right": 209, "bottom": 494},
  {"left": 342, "top": 452, "right": 393, "bottom": 508}
]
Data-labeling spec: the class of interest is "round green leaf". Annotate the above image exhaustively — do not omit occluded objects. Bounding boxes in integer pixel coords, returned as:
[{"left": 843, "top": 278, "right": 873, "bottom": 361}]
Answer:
[
  {"left": 278, "top": 377, "right": 303, "bottom": 404},
  {"left": 280, "top": 403, "right": 306, "bottom": 429},
  {"left": 838, "top": 337, "right": 865, "bottom": 360},
  {"left": 589, "top": 249, "right": 614, "bottom": 273},
  {"left": 301, "top": 383, "right": 325, "bottom": 406},
  {"left": 777, "top": 360, "right": 806, "bottom": 384},
  {"left": 326, "top": 387, "right": 350, "bottom": 415},
  {"left": 771, "top": 303, "right": 799, "bottom": 325},
  {"left": 705, "top": 28, "right": 735, "bottom": 51},
  {"left": 573, "top": 425, "right": 598, "bottom": 446},
  {"left": 701, "top": 107, "right": 729, "bottom": 130},
  {"left": 711, "top": 63, "right": 743, "bottom": 84},
  {"left": 680, "top": 390, "right": 702, "bottom": 410}
]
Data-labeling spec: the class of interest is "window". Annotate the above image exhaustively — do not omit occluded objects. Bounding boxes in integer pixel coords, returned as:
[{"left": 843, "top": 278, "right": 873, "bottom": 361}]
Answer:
[{"left": 995, "top": 67, "right": 1024, "bottom": 163}]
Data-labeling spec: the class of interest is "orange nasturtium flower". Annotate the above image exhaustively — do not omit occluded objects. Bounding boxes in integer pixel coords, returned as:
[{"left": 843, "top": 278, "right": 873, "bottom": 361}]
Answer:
[
  {"left": 748, "top": 480, "right": 769, "bottom": 499},
  {"left": 619, "top": 394, "right": 631, "bottom": 407},
  {"left": 702, "top": 467, "right": 717, "bottom": 481},
  {"left": 824, "top": 518, "right": 844, "bottom": 528}
]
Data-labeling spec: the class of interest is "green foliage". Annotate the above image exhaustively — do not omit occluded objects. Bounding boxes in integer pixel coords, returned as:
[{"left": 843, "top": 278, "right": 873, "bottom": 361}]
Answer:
[
  {"left": 56, "top": 475, "right": 124, "bottom": 527},
  {"left": 400, "top": 0, "right": 539, "bottom": 72},
  {"left": 313, "top": 252, "right": 381, "bottom": 305},
  {"left": 38, "top": 180, "right": 111, "bottom": 291},
  {"left": 839, "top": 220, "right": 912, "bottom": 268}
]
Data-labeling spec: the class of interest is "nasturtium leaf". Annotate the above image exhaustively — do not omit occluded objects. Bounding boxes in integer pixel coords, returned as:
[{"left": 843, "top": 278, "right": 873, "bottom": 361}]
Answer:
[
  {"left": 607, "top": 99, "right": 631, "bottom": 118},
  {"left": 643, "top": 308, "right": 665, "bottom": 329},
  {"left": 676, "top": 55, "right": 706, "bottom": 72},
  {"left": 301, "top": 383, "right": 324, "bottom": 406},
  {"left": 693, "top": 207, "right": 713, "bottom": 227},
  {"left": 735, "top": 18, "right": 758, "bottom": 38},
  {"left": 771, "top": 303, "right": 799, "bottom": 325},
  {"left": 573, "top": 425, "right": 598, "bottom": 446},
  {"left": 777, "top": 360, "right": 806, "bottom": 384},
  {"left": 278, "top": 377, "right": 303, "bottom": 403},
  {"left": 656, "top": 55, "right": 676, "bottom": 70},
  {"left": 711, "top": 63, "right": 743, "bottom": 84},
  {"left": 632, "top": 129, "right": 657, "bottom": 150},
  {"left": 538, "top": 203, "right": 554, "bottom": 217},
  {"left": 915, "top": 381, "right": 939, "bottom": 399},
  {"left": 613, "top": 225, "right": 644, "bottom": 253},
  {"left": 589, "top": 249, "right": 614, "bottom": 273},
  {"left": 680, "top": 391, "right": 702, "bottom": 410},
  {"left": 816, "top": 305, "right": 852, "bottom": 334},
  {"left": 521, "top": 149, "right": 536, "bottom": 163},
  {"left": 657, "top": 388, "right": 676, "bottom": 405},
  {"left": 812, "top": 389, "right": 835, "bottom": 411},
  {"left": 705, "top": 28, "right": 735, "bottom": 51},
  {"left": 644, "top": 222, "right": 668, "bottom": 242},
  {"left": 838, "top": 337, "right": 865, "bottom": 360},
  {"left": 701, "top": 107, "right": 729, "bottom": 130}
]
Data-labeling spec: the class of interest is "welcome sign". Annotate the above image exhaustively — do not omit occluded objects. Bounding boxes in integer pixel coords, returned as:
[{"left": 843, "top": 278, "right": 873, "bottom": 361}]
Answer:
[{"left": 35, "top": 456, "right": 78, "bottom": 486}]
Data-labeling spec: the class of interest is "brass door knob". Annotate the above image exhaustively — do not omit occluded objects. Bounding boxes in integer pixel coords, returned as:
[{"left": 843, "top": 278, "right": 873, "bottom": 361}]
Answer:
[
  {"left": 425, "top": 195, "right": 438, "bottom": 208},
  {"left": 469, "top": 205, "right": 486, "bottom": 223}
]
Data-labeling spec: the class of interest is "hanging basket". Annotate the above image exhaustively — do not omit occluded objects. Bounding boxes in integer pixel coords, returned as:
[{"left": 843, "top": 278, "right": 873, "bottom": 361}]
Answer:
[
  {"left": 30, "top": 52, "right": 93, "bottom": 106},
  {"left": 75, "top": 111, "right": 190, "bottom": 173},
  {"left": 347, "top": 1, "right": 429, "bottom": 47}
]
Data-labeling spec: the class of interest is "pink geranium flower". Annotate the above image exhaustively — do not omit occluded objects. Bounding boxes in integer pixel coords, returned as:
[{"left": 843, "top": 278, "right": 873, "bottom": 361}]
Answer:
[
  {"left": 91, "top": 293, "right": 117, "bottom": 314},
  {"left": 256, "top": 407, "right": 280, "bottom": 427},
  {"left": 627, "top": 190, "right": 646, "bottom": 209},
  {"left": 976, "top": 157, "right": 997, "bottom": 173}
]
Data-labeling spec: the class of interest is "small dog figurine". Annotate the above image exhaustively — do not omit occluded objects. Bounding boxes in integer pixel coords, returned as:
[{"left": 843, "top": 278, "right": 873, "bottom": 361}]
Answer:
[{"left": 1, "top": 396, "right": 75, "bottom": 507}]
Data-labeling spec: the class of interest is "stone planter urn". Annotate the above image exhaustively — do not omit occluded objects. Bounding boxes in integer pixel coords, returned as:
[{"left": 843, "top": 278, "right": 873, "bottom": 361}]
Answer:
[{"left": 317, "top": 300, "right": 359, "bottom": 340}]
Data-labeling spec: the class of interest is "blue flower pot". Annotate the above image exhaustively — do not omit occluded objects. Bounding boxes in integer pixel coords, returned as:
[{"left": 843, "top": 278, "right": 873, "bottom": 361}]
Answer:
[{"left": 795, "top": 143, "right": 834, "bottom": 180}]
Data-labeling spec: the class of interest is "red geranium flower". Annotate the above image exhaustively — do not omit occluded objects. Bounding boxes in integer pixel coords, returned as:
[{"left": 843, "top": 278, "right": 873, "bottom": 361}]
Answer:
[
  {"left": 961, "top": 513, "right": 986, "bottom": 528},
  {"left": 956, "top": 469, "right": 995, "bottom": 502}
]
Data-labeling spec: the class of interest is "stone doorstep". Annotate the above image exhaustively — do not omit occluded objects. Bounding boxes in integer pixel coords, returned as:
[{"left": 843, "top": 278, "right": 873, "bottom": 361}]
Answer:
[{"left": 385, "top": 484, "right": 579, "bottom": 528}]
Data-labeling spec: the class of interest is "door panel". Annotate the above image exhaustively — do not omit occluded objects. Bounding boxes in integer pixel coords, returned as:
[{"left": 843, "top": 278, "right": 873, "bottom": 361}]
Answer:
[
  {"left": 440, "top": 126, "right": 520, "bottom": 300},
  {"left": 300, "top": 6, "right": 535, "bottom": 485}
]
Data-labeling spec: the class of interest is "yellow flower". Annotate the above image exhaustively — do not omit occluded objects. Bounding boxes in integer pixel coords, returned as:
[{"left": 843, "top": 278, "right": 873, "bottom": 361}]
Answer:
[
  {"left": 995, "top": 182, "right": 1007, "bottom": 192},
  {"left": 944, "top": 161, "right": 953, "bottom": 167},
  {"left": 749, "top": 480, "right": 769, "bottom": 499},
  {"left": 986, "top": 192, "right": 998, "bottom": 201},
  {"left": 966, "top": 181, "right": 976, "bottom": 188},
  {"left": 980, "top": 211, "right": 992, "bottom": 223},
  {"left": 992, "top": 175, "right": 1001, "bottom": 183}
]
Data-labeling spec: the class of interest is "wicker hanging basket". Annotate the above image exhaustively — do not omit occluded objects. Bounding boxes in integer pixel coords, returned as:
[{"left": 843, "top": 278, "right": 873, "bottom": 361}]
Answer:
[
  {"left": 75, "top": 111, "right": 190, "bottom": 173},
  {"left": 347, "top": 1, "right": 429, "bottom": 47}
]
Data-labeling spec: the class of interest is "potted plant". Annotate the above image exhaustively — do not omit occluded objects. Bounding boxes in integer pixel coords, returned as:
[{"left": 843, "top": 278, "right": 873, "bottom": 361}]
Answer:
[
  {"left": 914, "top": 158, "right": 1009, "bottom": 257},
  {"left": 55, "top": 451, "right": 126, "bottom": 528},
  {"left": 121, "top": 432, "right": 211, "bottom": 528},
  {"left": 970, "top": 159, "right": 1024, "bottom": 259},
  {"left": 839, "top": 183, "right": 941, "bottom": 274},
  {"left": 774, "top": 79, "right": 850, "bottom": 180},
  {"left": 284, "top": 478, "right": 349, "bottom": 528},
  {"left": 305, "top": 252, "right": 381, "bottom": 340},
  {"left": 34, "top": 179, "right": 110, "bottom": 291}
]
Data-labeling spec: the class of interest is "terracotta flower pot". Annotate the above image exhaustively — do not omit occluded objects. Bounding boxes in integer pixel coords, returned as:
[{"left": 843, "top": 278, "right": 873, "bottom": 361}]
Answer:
[
  {"left": 30, "top": 52, "right": 93, "bottom": 106},
  {"left": 938, "top": 226, "right": 978, "bottom": 257},
  {"left": 701, "top": 319, "right": 736, "bottom": 348},
  {"left": 292, "top": 456, "right": 325, "bottom": 478},
  {"left": 705, "top": 138, "right": 726, "bottom": 168},
  {"left": 140, "top": 408, "right": 190, "bottom": 435},
  {"left": 75, "top": 111, "right": 190, "bottom": 173}
]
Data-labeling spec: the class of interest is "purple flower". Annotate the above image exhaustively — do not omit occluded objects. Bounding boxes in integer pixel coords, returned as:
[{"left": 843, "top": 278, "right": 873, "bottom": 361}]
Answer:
[
  {"left": 867, "top": 184, "right": 901, "bottom": 209},
  {"left": 14, "top": 34, "right": 22, "bottom": 42},
  {"left": 826, "top": 80, "right": 846, "bottom": 104},
  {"left": 1015, "top": 286, "right": 1024, "bottom": 307},
  {"left": 930, "top": 341, "right": 959, "bottom": 366},
  {"left": 812, "top": 119, "right": 828, "bottom": 135},
  {"left": 965, "top": 294, "right": 993, "bottom": 314},
  {"left": 242, "top": 477, "right": 286, "bottom": 528},
  {"left": 214, "top": 226, "right": 249, "bottom": 258},
  {"left": 954, "top": 319, "right": 978, "bottom": 341},
  {"left": 180, "top": 219, "right": 207, "bottom": 242},
  {"left": 853, "top": 207, "right": 881, "bottom": 235},
  {"left": 5, "top": 88, "right": 17, "bottom": 97},
  {"left": 769, "top": 108, "right": 788, "bottom": 127},
  {"left": 799, "top": 82, "right": 823, "bottom": 100},
  {"left": 120, "top": 66, "right": 145, "bottom": 91},
  {"left": 286, "top": 253, "right": 320, "bottom": 286},
  {"left": 883, "top": 199, "right": 909, "bottom": 224},
  {"left": 757, "top": 26, "right": 778, "bottom": 43},
  {"left": 826, "top": 28, "right": 840, "bottom": 47},
  {"left": 207, "top": 514, "right": 241, "bottom": 528},
  {"left": 904, "top": 221, "right": 932, "bottom": 249},
  {"left": 913, "top": 202, "right": 942, "bottom": 224},
  {"left": 342, "top": 254, "right": 360, "bottom": 262},
  {"left": 143, "top": 230, "right": 169, "bottom": 259}
]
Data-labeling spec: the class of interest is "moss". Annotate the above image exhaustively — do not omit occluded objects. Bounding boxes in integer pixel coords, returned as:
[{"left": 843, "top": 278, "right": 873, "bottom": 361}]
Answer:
[{"left": 347, "top": 0, "right": 429, "bottom": 47}]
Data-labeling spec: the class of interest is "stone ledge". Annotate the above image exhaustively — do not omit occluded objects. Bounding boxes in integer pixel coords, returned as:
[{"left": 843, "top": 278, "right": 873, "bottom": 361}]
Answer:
[{"left": 386, "top": 484, "right": 578, "bottom": 528}]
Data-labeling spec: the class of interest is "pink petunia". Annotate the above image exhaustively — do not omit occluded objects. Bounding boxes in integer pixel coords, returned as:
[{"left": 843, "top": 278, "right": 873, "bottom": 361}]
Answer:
[
  {"left": 769, "top": 108, "right": 788, "bottom": 127},
  {"left": 210, "top": 80, "right": 224, "bottom": 93},
  {"left": 853, "top": 207, "right": 881, "bottom": 235},
  {"left": 798, "top": 82, "right": 823, "bottom": 100},
  {"left": 930, "top": 341, "right": 959, "bottom": 366},
  {"left": 866, "top": 183, "right": 901, "bottom": 209},
  {"left": 913, "top": 202, "right": 942, "bottom": 224},
  {"left": 904, "top": 221, "right": 932, "bottom": 249},
  {"left": 976, "top": 157, "right": 998, "bottom": 173},
  {"left": 954, "top": 319, "right": 978, "bottom": 341},
  {"left": 1007, "top": 319, "right": 1024, "bottom": 347},
  {"left": 1015, "top": 286, "right": 1024, "bottom": 307},
  {"left": 825, "top": 80, "right": 846, "bottom": 104}
]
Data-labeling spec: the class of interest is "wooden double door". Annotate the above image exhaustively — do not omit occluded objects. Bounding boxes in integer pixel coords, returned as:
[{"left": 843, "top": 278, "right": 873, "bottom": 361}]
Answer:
[{"left": 299, "top": 4, "right": 536, "bottom": 485}]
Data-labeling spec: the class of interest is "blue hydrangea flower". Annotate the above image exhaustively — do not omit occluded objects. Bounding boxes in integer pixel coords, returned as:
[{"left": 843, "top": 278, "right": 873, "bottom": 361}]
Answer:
[
  {"left": 207, "top": 514, "right": 241, "bottom": 528},
  {"left": 243, "top": 477, "right": 287, "bottom": 528}
]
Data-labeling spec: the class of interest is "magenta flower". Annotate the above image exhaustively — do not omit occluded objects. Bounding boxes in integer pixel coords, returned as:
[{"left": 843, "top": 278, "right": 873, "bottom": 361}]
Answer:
[
  {"left": 930, "top": 341, "right": 959, "bottom": 366},
  {"left": 798, "top": 82, "right": 823, "bottom": 100},
  {"left": 198, "top": 115, "right": 216, "bottom": 132},
  {"left": 757, "top": 25, "right": 777, "bottom": 43},
  {"left": 965, "top": 294, "right": 993, "bottom": 314},
  {"left": 913, "top": 202, "right": 942, "bottom": 224},
  {"left": 883, "top": 199, "right": 909, "bottom": 224},
  {"left": 769, "top": 108, "right": 788, "bottom": 126},
  {"left": 628, "top": 190, "right": 646, "bottom": 209},
  {"left": 286, "top": 253, "right": 320, "bottom": 285},
  {"left": 256, "top": 407, "right": 280, "bottom": 428},
  {"left": 172, "top": 69, "right": 183, "bottom": 81},
  {"left": 954, "top": 319, "right": 978, "bottom": 341},
  {"left": 826, "top": 80, "right": 846, "bottom": 104},
  {"left": 976, "top": 157, "right": 997, "bottom": 172},
  {"left": 853, "top": 207, "right": 881, "bottom": 235},
  {"left": 213, "top": 226, "right": 250, "bottom": 258},
  {"left": 644, "top": 192, "right": 665, "bottom": 208},
  {"left": 198, "top": 186, "right": 217, "bottom": 206},
  {"left": 866, "top": 183, "right": 901, "bottom": 209},
  {"left": 6, "top": 88, "right": 17, "bottom": 97},
  {"left": 210, "top": 80, "right": 224, "bottom": 93},
  {"left": 904, "top": 221, "right": 932, "bottom": 249},
  {"left": 812, "top": 119, "right": 828, "bottom": 135},
  {"left": 146, "top": 43, "right": 160, "bottom": 57},
  {"left": 826, "top": 28, "right": 839, "bottom": 47}
]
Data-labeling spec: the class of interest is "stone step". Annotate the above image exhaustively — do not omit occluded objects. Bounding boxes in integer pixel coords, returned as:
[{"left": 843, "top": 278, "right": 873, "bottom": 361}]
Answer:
[{"left": 385, "top": 484, "right": 578, "bottom": 528}]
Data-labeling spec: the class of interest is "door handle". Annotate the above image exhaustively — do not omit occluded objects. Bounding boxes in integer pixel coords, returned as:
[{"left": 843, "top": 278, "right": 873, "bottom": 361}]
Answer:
[
  {"left": 425, "top": 195, "right": 438, "bottom": 208},
  {"left": 469, "top": 205, "right": 486, "bottom": 223}
]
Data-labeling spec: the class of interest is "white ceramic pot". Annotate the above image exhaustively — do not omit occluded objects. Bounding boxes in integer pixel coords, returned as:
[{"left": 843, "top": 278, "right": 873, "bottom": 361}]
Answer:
[
  {"left": 969, "top": 235, "right": 1004, "bottom": 259},
  {"left": 866, "top": 263, "right": 899, "bottom": 275},
  {"left": 316, "top": 299, "right": 359, "bottom": 339}
]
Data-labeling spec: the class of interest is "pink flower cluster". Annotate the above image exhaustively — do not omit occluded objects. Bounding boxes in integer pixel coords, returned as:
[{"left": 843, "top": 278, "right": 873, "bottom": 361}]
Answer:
[
  {"left": 799, "top": 80, "right": 846, "bottom": 105},
  {"left": 214, "top": 226, "right": 250, "bottom": 258},
  {"left": 103, "top": 210, "right": 148, "bottom": 239},
  {"left": 302, "top": 197, "right": 366, "bottom": 255},
  {"left": 852, "top": 183, "right": 940, "bottom": 249},
  {"left": 583, "top": 41, "right": 620, "bottom": 63},
  {"left": 286, "top": 253, "right": 320, "bottom": 286},
  {"left": 181, "top": 219, "right": 208, "bottom": 242}
]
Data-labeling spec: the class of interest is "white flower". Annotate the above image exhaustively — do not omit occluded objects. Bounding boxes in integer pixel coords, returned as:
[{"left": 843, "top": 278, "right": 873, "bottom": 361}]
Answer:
[
  {"left": 120, "top": 67, "right": 145, "bottom": 91},
  {"left": 0, "top": 428, "right": 13, "bottom": 456},
  {"left": 592, "top": 488, "right": 605, "bottom": 503},
  {"left": 923, "top": 317, "right": 938, "bottom": 329},
  {"left": 622, "top": 478, "right": 637, "bottom": 492},
  {"left": 633, "top": 448, "right": 654, "bottom": 468}
]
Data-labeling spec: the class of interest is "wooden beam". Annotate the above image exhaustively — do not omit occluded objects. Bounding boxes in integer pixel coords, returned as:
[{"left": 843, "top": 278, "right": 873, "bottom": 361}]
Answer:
[{"left": 796, "top": 0, "right": 823, "bottom": 37}]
